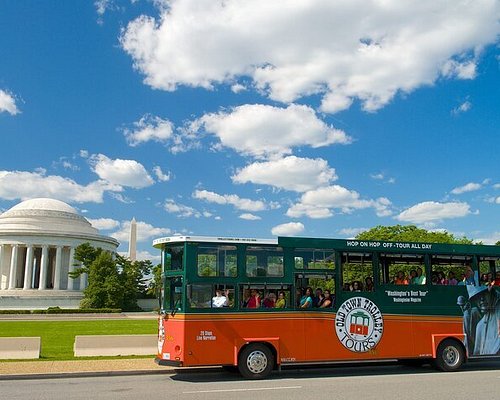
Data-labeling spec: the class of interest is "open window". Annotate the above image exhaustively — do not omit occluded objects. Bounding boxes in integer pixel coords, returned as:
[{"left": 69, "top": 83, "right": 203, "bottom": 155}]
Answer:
[
  {"left": 341, "top": 252, "right": 374, "bottom": 292},
  {"left": 379, "top": 253, "right": 426, "bottom": 285}
]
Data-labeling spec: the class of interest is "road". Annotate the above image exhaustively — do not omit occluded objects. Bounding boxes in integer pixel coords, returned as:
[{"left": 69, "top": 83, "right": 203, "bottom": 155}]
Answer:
[{"left": 2, "top": 361, "right": 499, "bottom": 400}]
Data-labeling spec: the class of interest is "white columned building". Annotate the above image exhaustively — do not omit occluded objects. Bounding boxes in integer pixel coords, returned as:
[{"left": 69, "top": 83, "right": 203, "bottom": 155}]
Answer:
[{"left": 0, "top": 198, "right": 119, "bottom": 309}]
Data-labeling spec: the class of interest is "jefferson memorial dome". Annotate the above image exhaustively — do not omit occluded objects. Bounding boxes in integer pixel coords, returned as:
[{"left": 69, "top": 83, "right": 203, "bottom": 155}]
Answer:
[{"left": 0, "top": 198, "right": 119, "bottom": 309}]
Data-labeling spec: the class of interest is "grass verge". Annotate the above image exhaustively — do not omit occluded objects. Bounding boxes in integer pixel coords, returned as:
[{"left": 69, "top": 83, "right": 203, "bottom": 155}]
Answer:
[{"left": 0, "top": 319, "right": 157, "bottom": 361}]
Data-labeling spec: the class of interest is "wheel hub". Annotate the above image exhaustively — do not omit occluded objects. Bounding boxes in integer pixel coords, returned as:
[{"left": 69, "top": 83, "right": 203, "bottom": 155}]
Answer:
[{"left": 246, "top": 350, "right": 268, "bottom": 374}]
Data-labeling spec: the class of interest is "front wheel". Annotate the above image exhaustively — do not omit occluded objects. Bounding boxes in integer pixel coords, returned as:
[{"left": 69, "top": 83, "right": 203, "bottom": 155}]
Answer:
[
  {"left": 238, "top": 343, "right": 274, "bottom": 379},
  {"left": 434, "top": 339, "right": 465, "bottom": 372}
]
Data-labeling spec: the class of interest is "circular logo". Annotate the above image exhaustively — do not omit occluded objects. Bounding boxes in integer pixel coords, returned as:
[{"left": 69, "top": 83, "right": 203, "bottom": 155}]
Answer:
[{"left": 335, "top": 296, "right": 384, "bottom": 353}]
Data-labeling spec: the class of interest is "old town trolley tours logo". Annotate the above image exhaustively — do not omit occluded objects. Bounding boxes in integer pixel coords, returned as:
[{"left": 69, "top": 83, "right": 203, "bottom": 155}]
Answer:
[{"left": 335, "top": 296, "right": 384, "bottom": 353}]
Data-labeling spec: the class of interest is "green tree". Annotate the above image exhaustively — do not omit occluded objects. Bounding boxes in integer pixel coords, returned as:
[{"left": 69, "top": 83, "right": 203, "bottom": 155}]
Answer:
[
  {"left": 115, "top": 254, "right": 153, "bottom": 311},
  {"left": 496, "top": 241, "right": 500, "bottom": 246},
  {"left": 79, "top": 251, "right": 123, "bottom": 309},
  {"left": 70, "top": 243, "right": 153, "bottom": 311},
  {"left": 355, "top": 225, "right": 474, "bottom": 244}
]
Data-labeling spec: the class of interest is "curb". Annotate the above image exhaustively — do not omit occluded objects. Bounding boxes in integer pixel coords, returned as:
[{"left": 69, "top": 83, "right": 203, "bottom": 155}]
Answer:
[
  {"left": 0, "top": 366, "right": 220, "bottom": 380},
  {"left": 0, "top": 368, "right": 175, "bottom": 381}
]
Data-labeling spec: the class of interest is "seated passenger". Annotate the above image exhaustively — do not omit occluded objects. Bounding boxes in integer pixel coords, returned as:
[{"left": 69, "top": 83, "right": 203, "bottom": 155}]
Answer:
[
  {"left": 241, "top": 288, "right": 251, "bottom": 308},
  {"left": 409, "top": 270, "right": 417, "bottom": 285},
  {"left": 446, "top": 271, "right": 458, "bottom": 285},
  {"left": 275, "top": 291, "right": 286, "bottom": 308},
  {"left": 436, "top": 271, "right": 446, "bottom": 285},
  {"left": 342, "top": 283, "right": 351, "bottom": 292},
  {"left": 351, "top": 281, "right": 363, "bottom": 291},
  {"left": 212, "top": 289, "right": 228, "bottom": 308},
  {"left": 394, "top": 271, "right": 408, "bottom": 285},
  {"left": 313, "top": 288, "right": 324, "bottom": 307},
  {"left": 414, "top": 267, "right": 426, "bottom": 285},
  {"left": 246, "top": 289, "right": 261, "bottom": 308},
  {"left": 320, "top": 290, "right": 333, "bottom": 308},
  {"left": 494, "top": 272, "right": 500, "bottom": 286},
  {"left": 365, "top": 277, "right": 374, "bottom": 291},
  {"left": 299, "top": 287, "right": 313, "bottom": 308},
  {"left": 262, "top": 292, "right": 276, "bottom": 308}
]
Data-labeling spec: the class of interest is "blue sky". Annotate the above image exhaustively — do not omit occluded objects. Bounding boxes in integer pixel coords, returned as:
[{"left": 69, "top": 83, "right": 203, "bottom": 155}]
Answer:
[{"left": 0, "top": 0, "right": 499, "bottom": 261}]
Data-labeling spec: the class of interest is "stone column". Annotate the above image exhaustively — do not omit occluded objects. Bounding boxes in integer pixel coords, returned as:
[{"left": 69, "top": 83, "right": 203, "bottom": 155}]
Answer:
[
  {"left": 23, "top": 245, "right": 34, "bottom": 290},
  {"left": 39, "top": 245, "right": 49, "bottom": 290},
  {"left": 80, "top": 272, "right": 87, "bottom": 291},
  {"left": 8, "top": 245, "right": 18, "bottom": 289},
  {"left": 53, "top": 246, "right": 63, "bottom": 290},
  {"left": 67, "top": 247, "right": 76, "bottom": 290},
  {"left": 0, "top": 244, "right": 4, "bottom": 290}
]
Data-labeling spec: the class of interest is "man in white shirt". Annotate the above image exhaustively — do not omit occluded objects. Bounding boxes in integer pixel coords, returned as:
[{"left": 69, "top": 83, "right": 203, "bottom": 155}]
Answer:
[{"left": 212, "top": 289, "right": 228, "bottom": 307}]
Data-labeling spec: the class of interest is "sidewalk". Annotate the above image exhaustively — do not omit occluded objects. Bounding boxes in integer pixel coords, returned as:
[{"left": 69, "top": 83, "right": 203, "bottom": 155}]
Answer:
[{"left": 0, "top": 358, "right": 174, "bottom": 379}]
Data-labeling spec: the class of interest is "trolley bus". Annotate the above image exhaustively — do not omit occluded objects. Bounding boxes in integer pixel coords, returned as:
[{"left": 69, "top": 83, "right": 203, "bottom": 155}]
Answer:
[{"left": 153, "top": 235, "right": 500, "bottom": 379}]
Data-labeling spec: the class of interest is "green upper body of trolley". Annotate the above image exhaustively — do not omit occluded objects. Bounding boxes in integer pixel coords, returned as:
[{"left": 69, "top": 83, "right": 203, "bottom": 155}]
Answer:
[{"left": 153, "top": 235, "right": 500, "bottom": 317}]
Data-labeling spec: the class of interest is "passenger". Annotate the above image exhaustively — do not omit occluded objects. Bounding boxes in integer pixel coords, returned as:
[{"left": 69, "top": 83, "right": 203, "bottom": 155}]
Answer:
[
  {"left": 446, "top": 271, "right": 458, "bottom": 285},
  {"left": 394, "top": 271, "right": 408, "bottom": 285},
  {"left": 431, "top": 272, "right": 438, "bottom": 285},
  {"left": 480, "top": 273, "right": 489, "bottom": 286},
  {"left": 262, "top": 292, "right": 276, "bottom": 308},
  {"left": 320, "top": 290, "right": 333, "bottom": 308},
  {"left": 459, "top": 266, "right": 476, "bottom": 285},
  {"left": 436, "top": 271, "right": 446, "bottom": 285},
  {"left": 313, "top": 288, "right": 324, "bottom": 307},
  {"left": 486, "top": 272, "right": 494, "bottom": 286},
  {"left": 275, "top": 291, "right": 286, "bottom": 308},
  {"left": 365, "top": 277, "right": 374, "bottom": 292},
  {"left": 351, "top": 281, "right": 363, "bottom": 291},
  {"left": 295, "top": 287, "right": 303, "bottom": 307},
  {"left": 494, "top": 272, "right": 500, "bottom": 286},
  {"left": 409, "top": 270, "right": 418, "bottom": 285},
  {"left": 299, "top": 287, "right": 313, "bottom": 308},
  {"left": 414, "top": 267, "right": 426, "bottom": 285},
  {"left": 241, "top": 288, "right": 251, "bottom": 308},
  {"left": 342, "top": 283, "right": 351, "bottom": 291},
  {"left": 212, "top": 289, "right": 228, "bottom": 308},
  {"left": 246, "top": 289, "right": 261, "bottom": 308}
]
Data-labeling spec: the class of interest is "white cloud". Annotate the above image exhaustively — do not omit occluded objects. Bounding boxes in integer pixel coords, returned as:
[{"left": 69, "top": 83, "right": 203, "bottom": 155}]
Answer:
[
  {"left": 111, "top": 220, "right": 171, "bottom": 243},
  {"left": 271, "top": 222, "right": 305, "bottom": 236},
  {"left": 0, "top": 170, "right": 122, "bottom": 203},
  {"left": 188, "top": 104, "right": 350, "bottom": 159},
  {"left": 121, "top": 0, "right": 499, "bottom": 113},
  {"left": 0, "top": 89, "right": 20, "bottom": 115},
  {"left": 88, "top": 218, "right": 120, "bottom": 230},
  {"left": 474, "top": 232, "right": 500, "bottom": 245},
  {"left": 451, "top": 182, "right": 482, "bottom": 194},
  {"left": 239, "top": 213, "right": 261, "bottom": 221},
  {"left": 396, "top": 201, "right": 472, "bottom": 223},
  {"left": 232, "top": 156, "right": 337, "bottom": 192},
  {"left": 286, "top": 185, "right": 393, "bottom": 219},
  {"left": 193, "top": 189, "right": 267, "bottom": 212},
  {"left": 123, "top": 114, "right": 174, "bottom": 146},
  {"left": 164, "top": 199, "right": 201, "bottom": 218},
  {"left": 89, "top": 154, "right": 154, "bottom": 188},
  {"left": 231, "top": 83, "right": 246, "bottom": 93},
  {"left": 153, "top": 166, "right": 171, "bottom": 182},
  {"left": 452, "top": 100, "right": 472, "bottom": 115},
  {"left": 338, "top": 227, "right": 369, "bottom": 238}
]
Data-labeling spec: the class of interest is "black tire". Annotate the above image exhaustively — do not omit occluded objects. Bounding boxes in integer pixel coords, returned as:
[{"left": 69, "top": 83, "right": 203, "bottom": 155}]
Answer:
[
  {"left": 434, "top": 339, "right": 465, "bottom": 372},
  {"left": 222, "top": 365, "right": 239, "bottom": 373},
  {"left": 238, "top": 343, "right": 274, "bottom": 379}
]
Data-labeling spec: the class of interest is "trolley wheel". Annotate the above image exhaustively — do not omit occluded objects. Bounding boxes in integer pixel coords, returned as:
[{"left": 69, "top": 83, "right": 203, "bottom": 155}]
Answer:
[
  {"left": 238, "top": 343, "right": 274, "bottom": 379},
  {"left": 434, "top": 339, "right": 465, "bottom": 372}
]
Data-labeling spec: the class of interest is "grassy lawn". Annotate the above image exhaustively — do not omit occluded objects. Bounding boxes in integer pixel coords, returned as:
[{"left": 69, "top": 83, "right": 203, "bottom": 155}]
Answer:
[{"left": 0, "top": 319, "right": 157, "bottom": 361}]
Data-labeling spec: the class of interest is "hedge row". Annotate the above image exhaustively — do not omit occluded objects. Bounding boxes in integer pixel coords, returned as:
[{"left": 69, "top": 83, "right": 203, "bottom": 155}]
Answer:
[{"left": 0, "top": 307, "right": 122, "bottom": 314}]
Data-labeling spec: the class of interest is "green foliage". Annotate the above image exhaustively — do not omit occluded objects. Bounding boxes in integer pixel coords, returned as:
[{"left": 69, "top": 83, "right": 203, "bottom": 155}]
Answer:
[
  {"left": 71, "top": 243, "right": 153, "bottom": 311},
  {"left": 147, "top": 264, "right": 162, "bottom": 298},
  {"left": 356, "top": 225, "right": 474, "bottom": 244},
  {"left": 496, "top": 241, "right": 500, "bottom": 246}
]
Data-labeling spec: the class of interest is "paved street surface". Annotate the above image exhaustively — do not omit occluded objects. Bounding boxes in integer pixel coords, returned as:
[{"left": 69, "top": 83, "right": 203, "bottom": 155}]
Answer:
[{"left": 1, "top": 361, "right": 499, "bottom": 400}]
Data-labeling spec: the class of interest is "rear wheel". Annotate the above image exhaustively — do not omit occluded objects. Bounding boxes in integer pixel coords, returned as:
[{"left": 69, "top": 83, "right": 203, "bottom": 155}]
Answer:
[
  {"left": 434, "top": 339, "right": 465, "bottom": 372},
  {"left": 238, "top": 343, "right": 274, "bottom": 379}
]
